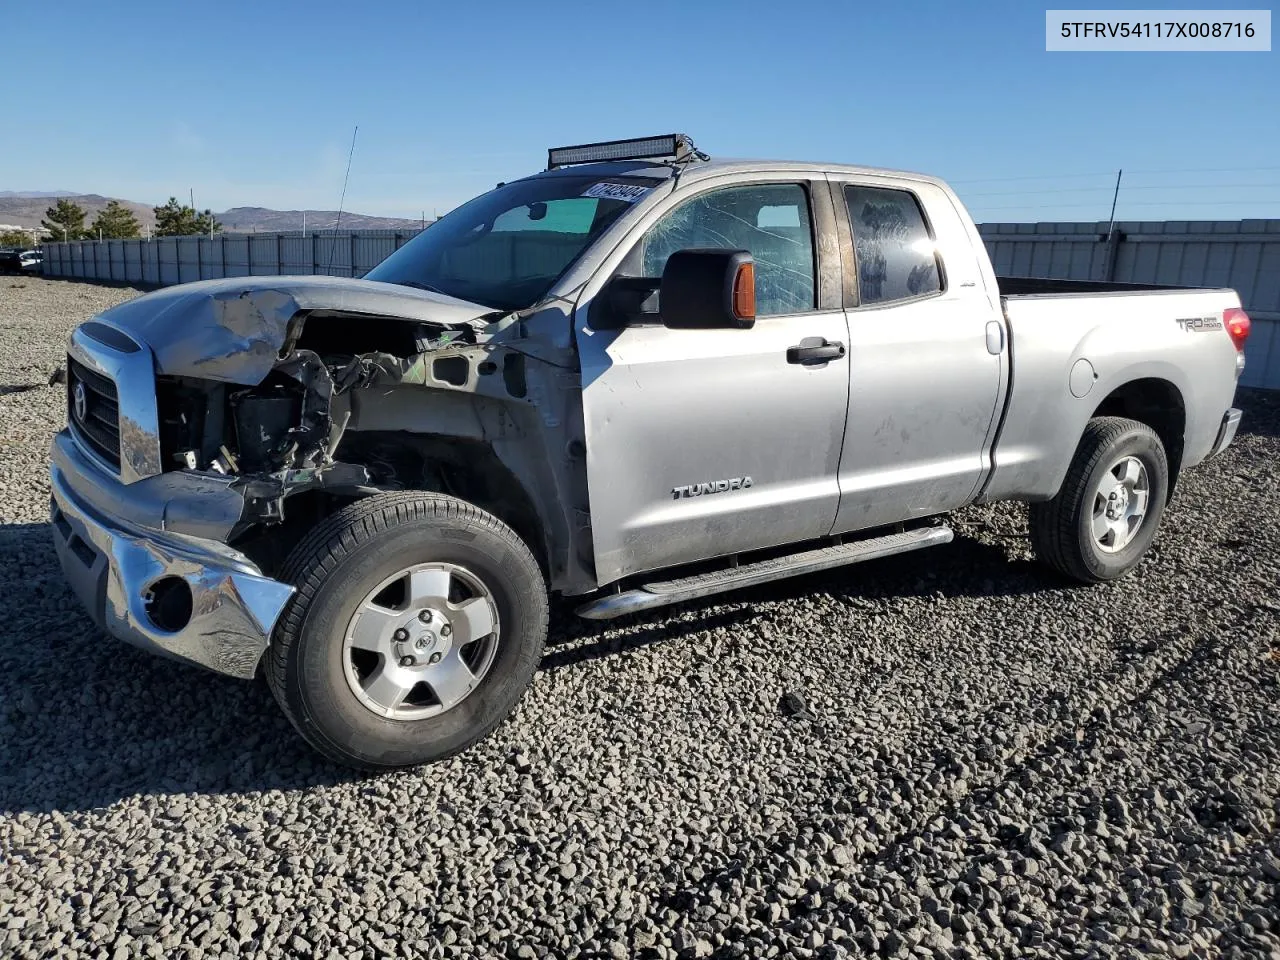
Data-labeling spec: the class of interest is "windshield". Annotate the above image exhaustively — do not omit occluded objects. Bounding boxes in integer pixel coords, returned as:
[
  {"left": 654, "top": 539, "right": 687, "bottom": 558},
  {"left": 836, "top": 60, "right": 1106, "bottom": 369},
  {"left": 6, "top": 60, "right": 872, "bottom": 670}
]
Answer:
[{"left": 365, "top": 174, "right": 652, "bottom": 311}]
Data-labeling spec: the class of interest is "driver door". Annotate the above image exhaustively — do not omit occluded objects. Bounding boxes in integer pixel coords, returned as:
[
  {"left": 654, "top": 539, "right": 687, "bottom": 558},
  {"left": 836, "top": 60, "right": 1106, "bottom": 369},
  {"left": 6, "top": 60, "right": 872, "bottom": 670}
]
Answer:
[{"left": 576, "top": 179, "right": 851, "bottom": 585}]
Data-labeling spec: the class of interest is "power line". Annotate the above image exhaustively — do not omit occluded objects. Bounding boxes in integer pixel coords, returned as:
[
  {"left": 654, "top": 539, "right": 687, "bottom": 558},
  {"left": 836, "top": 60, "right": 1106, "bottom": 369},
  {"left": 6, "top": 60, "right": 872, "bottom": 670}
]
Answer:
[
  {"left": 949, "top": 165, "right": 1280, "bottom": 185},
  {"left": 961, "top": 181, "right": 1280, "bottom": 198},
  {"left": 968, "top": 199, "right": 1280, "bottom": 211}
]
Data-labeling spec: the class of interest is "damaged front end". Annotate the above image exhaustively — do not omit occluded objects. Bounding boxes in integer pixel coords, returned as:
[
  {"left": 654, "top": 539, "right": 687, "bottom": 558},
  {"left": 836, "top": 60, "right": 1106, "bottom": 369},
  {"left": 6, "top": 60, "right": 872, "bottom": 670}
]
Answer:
[
  {"left": 122, "top": 281, "right": 513, "bottom": 526},
  {"left": 62, "top": 276, "right": 594, "bottom": 597}
]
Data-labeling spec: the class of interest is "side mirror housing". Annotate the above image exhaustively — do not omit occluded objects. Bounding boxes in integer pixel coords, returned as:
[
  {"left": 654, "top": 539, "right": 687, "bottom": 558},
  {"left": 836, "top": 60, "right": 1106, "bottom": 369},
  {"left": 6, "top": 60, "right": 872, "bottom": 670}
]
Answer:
[{"left": 660, "top": 248, "right": 756, "bottom": 329}]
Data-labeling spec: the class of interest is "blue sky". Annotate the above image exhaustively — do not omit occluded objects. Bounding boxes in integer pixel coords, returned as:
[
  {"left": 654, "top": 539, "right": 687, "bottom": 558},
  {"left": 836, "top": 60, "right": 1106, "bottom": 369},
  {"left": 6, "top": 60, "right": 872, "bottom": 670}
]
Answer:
[{"left": 2, "top": 0, "right": 1276, "bottom": 223}]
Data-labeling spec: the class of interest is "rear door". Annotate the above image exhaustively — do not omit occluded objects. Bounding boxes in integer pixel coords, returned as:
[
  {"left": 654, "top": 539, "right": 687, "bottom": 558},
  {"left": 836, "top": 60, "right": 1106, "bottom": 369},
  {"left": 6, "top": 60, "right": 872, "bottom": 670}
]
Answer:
[
  {"left": 828, "top": 176, "right": 1006, "bottom": 533},
  {"left": 575, "top": 176, "right": 851, "bottom": 585}
]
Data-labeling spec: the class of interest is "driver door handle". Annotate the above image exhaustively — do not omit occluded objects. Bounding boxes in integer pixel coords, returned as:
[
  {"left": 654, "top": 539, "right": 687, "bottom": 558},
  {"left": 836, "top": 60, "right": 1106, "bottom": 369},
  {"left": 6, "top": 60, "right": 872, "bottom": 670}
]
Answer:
[{"left": 787, "top": 337, "right": 846, "bottom": 366}]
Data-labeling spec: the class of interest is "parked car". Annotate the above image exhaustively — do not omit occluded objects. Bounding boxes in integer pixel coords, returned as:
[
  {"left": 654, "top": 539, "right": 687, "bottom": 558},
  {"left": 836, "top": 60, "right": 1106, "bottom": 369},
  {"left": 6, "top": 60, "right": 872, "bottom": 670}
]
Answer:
[
  {"left": 49, "top": 135, "right": 1250, "bottom": 769},
  {"left": 0, "top": 248, "right": 42, "bottom": 274}
]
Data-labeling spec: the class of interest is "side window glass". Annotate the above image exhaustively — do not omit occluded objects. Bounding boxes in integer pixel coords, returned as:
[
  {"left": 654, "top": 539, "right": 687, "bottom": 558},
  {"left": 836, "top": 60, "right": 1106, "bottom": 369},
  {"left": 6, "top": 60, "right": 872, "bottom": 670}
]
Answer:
[
  {"left": 844, "top": 185, "right": 942, "bottom": 305},
  {"left": 641, "top": 183, "right": 815, "bottom": 317}
]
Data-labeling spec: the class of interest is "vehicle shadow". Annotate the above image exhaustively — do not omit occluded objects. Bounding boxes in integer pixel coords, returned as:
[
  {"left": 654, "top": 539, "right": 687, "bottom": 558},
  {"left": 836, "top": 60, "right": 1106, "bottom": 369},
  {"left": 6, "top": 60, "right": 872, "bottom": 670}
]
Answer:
[
  {"left": 0, "top": 519, "right": 1057, "bottom": 815},
  {"left": 0, "top": 522, "right": 361, "bottom": 815},
  {"left": 541, "top": 532, "right": 1063, "bottom": 671}
]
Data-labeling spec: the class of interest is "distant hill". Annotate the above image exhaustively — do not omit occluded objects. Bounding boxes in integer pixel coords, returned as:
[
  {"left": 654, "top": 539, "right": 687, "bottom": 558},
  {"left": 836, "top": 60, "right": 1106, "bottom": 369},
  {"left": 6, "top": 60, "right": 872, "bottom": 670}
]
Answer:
[
  {"left": 0, "top": 194, "right": 156, "bottom": 234},
  {"left": 0, "top": 192, "right": 424, "bottom": 235},
  {"left": 217, "top": 206, "right": 424, "bottom": 232}
]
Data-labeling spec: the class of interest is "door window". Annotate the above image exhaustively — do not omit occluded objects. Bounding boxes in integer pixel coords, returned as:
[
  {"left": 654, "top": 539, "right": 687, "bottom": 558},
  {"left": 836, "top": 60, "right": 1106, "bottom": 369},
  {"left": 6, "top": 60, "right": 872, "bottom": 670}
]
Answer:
[
  {"left": 844, "top": 185, "right": 942, "bottom": 305},
  {"left": 641, "top": 183, "right": 816, "bottom": 316}
]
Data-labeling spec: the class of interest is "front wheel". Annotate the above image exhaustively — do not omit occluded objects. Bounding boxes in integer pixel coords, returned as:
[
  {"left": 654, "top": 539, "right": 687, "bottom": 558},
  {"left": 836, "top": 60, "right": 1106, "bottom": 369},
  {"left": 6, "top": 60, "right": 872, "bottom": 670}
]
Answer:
[
  {"left": 1029, "top": 417, "right": 1169, "bottom": 584},
  {"left": 266, "top": 492, "right": 548, "bottom": 770}
]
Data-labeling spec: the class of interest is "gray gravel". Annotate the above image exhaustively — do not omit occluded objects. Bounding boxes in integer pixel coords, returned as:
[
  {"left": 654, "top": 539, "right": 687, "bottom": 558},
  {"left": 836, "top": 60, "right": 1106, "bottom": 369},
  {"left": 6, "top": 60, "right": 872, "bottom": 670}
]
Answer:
[{"left": 2, "top": 275, "right": 1279, "bottom": 960}]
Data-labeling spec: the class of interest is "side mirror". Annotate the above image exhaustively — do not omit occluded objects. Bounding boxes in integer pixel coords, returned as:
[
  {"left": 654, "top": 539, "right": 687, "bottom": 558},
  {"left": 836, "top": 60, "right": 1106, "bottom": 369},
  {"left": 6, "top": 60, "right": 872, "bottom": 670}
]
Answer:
[{"left": 660, "top": 248, "right": 756, "bottom": 329}]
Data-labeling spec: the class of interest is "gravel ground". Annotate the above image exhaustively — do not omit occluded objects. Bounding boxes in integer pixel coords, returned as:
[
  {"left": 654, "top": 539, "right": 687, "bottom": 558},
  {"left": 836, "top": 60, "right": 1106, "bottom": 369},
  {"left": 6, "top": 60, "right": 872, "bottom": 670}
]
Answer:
[{"left": 2, "top": 276, "right": 1278, "bottom": 960}]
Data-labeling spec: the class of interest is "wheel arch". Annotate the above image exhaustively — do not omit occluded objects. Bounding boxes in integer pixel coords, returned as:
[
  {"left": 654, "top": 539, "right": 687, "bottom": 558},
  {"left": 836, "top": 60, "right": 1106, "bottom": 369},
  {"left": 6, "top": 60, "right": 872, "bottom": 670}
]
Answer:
[
  {"left": 1088, "top": 377, "right": 1186, "bottom": 499},
  {"left": 233, "top": 433, "right": 552, "bottom": 585}
]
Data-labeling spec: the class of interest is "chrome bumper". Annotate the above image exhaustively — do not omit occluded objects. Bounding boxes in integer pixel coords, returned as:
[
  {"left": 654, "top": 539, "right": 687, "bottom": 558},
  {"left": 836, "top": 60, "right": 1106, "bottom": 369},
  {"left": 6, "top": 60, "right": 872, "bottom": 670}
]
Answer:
[
  {"left": 1209, "top": 407, "right": 1243, "bottom": 458},
  {"left": 50, "top": 438, "right": 295, "bottom": 680}
]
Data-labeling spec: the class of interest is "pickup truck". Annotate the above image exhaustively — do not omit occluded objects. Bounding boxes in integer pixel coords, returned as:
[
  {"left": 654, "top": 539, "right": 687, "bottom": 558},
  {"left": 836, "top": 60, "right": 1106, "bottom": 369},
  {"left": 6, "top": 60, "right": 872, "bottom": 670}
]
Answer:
[{"left": 49, "top": 135, "right": 1251, "bottom": 769}]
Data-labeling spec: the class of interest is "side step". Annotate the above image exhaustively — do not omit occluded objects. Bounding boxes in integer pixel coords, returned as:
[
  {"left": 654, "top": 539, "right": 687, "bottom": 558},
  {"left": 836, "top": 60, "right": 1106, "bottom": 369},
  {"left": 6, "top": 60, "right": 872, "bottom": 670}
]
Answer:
[{"left": 575, "top": 525, "right": 953, "bottom": 620}]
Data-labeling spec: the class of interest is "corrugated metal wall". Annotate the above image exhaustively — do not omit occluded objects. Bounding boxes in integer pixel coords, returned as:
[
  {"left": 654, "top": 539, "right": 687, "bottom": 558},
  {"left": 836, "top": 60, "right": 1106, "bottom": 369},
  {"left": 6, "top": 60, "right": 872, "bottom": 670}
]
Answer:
[
  {"left": 980, "top": 219, "right": 1279, "bottom": 390},
  {"left": 38, "top": 219, "right": 1280, "bottom": 389},
  {"left": 39, "top": 229, "right": 423, "bottom": 286}
]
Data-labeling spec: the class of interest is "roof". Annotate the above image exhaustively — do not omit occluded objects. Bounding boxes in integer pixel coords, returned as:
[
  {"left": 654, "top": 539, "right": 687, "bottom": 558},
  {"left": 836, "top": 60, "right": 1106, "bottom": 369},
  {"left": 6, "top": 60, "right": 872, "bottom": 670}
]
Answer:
[{"left": 530, "top": 157, "right": 948, "bottom": 189}]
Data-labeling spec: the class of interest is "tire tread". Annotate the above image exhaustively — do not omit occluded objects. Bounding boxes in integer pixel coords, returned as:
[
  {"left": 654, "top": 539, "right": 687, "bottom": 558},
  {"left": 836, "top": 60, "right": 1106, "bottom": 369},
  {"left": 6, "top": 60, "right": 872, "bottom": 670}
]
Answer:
[
  {"left": 265, "top": 492, "right": 547, "bottom": 770},
  {"left": 1029, "top": 416, "right": 1165, "bottom": 584}
]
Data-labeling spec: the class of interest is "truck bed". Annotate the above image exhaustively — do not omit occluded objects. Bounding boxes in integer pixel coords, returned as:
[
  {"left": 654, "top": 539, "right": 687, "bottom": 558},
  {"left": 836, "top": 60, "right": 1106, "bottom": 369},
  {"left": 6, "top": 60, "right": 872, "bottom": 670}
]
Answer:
[
  {"left": 983, "top": 282, "right": 1242, "bottom": 506},
  {"left": 997, "top": 276, "right": 1192, "bottom": 297}
]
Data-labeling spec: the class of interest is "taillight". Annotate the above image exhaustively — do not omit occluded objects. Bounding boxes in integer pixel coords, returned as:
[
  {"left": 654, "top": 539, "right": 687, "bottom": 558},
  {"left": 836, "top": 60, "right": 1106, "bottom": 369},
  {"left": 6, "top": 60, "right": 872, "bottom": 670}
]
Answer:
[{"left": 1224, "top": 307, "right": 1251, "bottom": 351}]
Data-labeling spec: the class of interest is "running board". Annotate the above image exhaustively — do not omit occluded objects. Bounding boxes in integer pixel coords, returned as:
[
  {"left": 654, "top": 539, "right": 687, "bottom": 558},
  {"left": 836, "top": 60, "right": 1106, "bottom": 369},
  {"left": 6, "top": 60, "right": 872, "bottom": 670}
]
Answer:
[{"left": 575, "top": 526, "right": 953, "bottom": 620}]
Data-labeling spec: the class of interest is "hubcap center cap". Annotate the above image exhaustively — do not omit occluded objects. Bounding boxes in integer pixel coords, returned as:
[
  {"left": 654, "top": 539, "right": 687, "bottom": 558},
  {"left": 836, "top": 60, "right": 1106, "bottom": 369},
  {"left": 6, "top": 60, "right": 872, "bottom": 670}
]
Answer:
[
  {"left": 395, "top": 610, "right": 450, "bottom": 662},
  {"left": 1106, "top": 486, "right": 1129, "bottom": 519}
]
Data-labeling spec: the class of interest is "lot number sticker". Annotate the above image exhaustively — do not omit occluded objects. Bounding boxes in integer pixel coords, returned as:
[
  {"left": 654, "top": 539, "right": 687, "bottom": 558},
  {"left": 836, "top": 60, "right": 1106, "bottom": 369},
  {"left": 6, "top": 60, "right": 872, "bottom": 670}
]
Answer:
[{"left": 582, "top": 182, "right": 650, "bottom": 203}]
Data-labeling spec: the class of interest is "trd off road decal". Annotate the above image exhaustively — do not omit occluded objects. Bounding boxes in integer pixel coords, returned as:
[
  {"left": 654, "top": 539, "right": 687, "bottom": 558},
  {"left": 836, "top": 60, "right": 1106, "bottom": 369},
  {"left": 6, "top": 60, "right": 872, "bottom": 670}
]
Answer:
[{"left": 1175, "top": 316, "right": 1223, "bottom": 332}]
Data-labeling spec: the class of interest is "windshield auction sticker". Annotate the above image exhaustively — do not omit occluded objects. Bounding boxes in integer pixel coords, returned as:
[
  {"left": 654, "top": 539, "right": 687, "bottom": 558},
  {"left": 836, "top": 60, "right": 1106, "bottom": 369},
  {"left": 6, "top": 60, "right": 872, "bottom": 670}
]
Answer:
[
  {"left": 1046, "top": 9, "right": 1271, "bottom": 50},
  {"left": 582, "top": 182, "right": 651, "bottom": 203}
]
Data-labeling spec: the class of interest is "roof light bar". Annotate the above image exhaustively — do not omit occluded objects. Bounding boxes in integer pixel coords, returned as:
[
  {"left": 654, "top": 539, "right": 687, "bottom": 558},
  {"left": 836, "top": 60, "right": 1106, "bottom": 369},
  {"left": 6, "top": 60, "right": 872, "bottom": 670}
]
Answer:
[{"left": 547, "top": 134, "right": 695, "bottom": 170}]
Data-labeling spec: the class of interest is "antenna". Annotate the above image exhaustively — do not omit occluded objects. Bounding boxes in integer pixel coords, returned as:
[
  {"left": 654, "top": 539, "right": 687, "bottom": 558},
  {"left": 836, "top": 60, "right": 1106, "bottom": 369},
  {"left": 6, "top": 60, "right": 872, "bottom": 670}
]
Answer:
[{"left": 325, "top": 124, "right": 359, "bottom": 276}]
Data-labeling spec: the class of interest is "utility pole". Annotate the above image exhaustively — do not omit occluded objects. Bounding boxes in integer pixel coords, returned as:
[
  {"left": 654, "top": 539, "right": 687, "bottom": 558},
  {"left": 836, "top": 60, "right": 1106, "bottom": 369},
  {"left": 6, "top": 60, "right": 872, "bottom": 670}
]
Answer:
[
  {"left": 1105, "top": 169, "right": 1122, "bottom": 242},
  {"left": 1101, "top": 169, "right": 1124, "bottom": 283}
]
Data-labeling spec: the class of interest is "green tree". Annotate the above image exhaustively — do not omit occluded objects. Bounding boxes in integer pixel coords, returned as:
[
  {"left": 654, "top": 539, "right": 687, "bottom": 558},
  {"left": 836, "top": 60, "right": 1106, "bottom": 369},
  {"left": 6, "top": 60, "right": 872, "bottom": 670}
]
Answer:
[
  {"left": 41, "top": 198, "right": 88, "bottom": 241},
  {"left": 89, "top": 200, "right": 141, "bottom": 239},
  {"left": 0, "top": 229, "right": 34, "bottom": 248},
  {"left": 153, "top": 197, "right": 222, "bottom": 237}
]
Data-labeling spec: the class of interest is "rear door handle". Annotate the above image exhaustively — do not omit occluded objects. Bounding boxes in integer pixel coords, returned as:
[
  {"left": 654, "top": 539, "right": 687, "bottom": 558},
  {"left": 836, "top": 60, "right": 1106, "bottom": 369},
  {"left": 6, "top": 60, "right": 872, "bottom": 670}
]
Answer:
[{"left": 787, "top": 337, "right": 846, "bottom": 365}]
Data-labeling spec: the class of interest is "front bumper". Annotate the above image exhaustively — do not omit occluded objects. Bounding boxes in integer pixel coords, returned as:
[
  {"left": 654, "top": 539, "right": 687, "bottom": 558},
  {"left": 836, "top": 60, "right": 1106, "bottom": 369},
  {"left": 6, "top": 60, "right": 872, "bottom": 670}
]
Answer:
[
  {"left": 50, "top": 433, "right": 295, "bottom": 679},
  {"left": 1208, "top": 407, "right": 1243, "bottom": 459}
]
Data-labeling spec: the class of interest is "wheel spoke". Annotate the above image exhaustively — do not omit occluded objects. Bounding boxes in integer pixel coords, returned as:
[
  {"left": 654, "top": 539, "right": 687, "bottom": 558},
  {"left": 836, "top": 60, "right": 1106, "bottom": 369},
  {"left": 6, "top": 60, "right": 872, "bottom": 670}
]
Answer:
[
  {"left": 1119, "top": 458, "right": 1143, "bottom": 487},
  {"left": 426, "top": 649, "right": 479, "bottom": 710},
  {"left": 348, "top": 603, "right": 399, "bottom": 652},
  {"left": 1109, "top": 516, "right": 1131, "bottom": 548},
  {"left": 1130, "top": 488, "right": 1149, "bottom": 518},
  {"left": 362, "top": 662, "right": 415, "bottom": 714},
  {"left": 1092, "top": 507, "right": 1113, "bottom": 542},
  {"left": 451, "top": 596, "right": 497, "bottom": 644},
  {"left": 408, "top": 567, "right": 452, "bottom": 607}
]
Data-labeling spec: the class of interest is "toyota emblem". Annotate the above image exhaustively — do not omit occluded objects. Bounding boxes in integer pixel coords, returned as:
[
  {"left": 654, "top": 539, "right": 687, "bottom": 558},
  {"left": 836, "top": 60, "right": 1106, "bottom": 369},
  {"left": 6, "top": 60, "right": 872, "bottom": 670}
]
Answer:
[{"left": 73, "top": 381, "right": 88, "bottom": 423}]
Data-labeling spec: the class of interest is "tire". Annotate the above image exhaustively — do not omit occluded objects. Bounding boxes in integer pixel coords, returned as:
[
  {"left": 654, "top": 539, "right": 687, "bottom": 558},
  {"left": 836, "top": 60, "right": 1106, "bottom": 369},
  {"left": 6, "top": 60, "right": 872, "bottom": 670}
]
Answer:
[
  {"left": 1029, "top": 417, "right": 1169, "bottom": 584},
  {"left": 266, "top": 491, "right": 548, "bottom": 771}
]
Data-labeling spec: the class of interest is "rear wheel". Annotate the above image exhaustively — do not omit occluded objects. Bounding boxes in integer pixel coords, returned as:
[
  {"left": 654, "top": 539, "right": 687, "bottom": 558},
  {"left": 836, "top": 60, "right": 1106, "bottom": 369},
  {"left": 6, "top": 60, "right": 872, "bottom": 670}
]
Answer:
[
  {"left": 266, "top": 492, "right": 547, "bottom": 770},
  {"left": 1029, "top": 417, "right": 1169, "bottom": 583}
]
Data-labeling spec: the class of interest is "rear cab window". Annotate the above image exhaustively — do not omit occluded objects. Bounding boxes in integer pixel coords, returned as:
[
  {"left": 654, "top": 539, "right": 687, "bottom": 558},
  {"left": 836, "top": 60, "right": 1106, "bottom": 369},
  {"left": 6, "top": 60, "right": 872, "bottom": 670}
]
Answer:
[{"left": 844, "top": 185, "right": 943, "bottom": 306}]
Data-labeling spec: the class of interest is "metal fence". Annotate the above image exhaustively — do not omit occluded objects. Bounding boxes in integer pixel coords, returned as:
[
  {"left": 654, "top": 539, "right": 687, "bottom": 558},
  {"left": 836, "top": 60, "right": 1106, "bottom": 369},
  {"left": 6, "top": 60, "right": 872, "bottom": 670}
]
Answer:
[
  {"left": 37, "top": 219, "right": 1280, "bottom": 389},
  {"left": 39, "top": 229, "right": 424, "bottom": 286},
  {"left": 978, "top": 219, "right": 1280, "bottom": 390}
]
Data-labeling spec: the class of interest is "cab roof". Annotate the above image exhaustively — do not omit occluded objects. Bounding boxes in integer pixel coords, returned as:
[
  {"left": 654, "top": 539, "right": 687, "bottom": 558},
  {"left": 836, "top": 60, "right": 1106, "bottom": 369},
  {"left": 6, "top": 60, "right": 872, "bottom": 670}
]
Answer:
[{"left": 531, "top": 157, "right": 949, "bottom": 190}]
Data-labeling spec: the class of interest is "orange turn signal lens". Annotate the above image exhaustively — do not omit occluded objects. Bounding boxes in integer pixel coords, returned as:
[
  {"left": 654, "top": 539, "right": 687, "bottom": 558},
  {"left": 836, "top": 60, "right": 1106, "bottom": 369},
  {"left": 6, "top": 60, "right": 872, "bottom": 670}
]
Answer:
[{"left": 733, "top": 262, "right": 756, "bottom": 321}]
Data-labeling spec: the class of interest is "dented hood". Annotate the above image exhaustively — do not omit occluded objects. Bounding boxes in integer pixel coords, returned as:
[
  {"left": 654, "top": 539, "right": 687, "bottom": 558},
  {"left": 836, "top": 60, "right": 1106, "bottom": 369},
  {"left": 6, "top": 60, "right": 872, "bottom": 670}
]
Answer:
[{"left": 93, "top": 275, "right": 495, "bottom": 384}]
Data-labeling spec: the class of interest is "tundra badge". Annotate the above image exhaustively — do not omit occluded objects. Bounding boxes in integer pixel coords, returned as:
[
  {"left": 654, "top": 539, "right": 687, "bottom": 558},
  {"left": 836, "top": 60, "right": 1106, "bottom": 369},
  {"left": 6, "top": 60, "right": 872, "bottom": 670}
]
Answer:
[{"left": 672, "top": 477, "right": 754, "bottom": 499}]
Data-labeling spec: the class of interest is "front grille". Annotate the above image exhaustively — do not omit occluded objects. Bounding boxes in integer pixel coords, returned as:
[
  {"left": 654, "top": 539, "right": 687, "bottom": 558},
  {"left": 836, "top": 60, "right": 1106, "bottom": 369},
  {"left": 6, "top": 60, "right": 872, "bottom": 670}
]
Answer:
[{"left": 68, "top": 356, "right": 121, "bottom": 469}]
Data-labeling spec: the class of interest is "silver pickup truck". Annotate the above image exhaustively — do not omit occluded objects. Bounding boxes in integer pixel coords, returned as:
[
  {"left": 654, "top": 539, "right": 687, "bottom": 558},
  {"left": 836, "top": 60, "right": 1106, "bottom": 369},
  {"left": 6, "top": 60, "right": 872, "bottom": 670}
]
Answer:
[{"left": 50, "top": 135, "right": 1251, "bottom": 769}]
